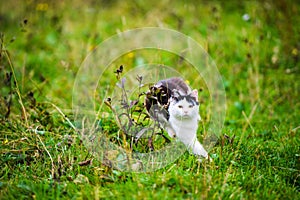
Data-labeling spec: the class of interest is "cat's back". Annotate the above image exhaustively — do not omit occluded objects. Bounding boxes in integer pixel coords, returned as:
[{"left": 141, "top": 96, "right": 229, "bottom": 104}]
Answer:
[
  {"left": 145, "top": 77, "right": 191, "bottom": 113},
  {"left": 155, "top": 77, "right": 191, "bottom": 95}
]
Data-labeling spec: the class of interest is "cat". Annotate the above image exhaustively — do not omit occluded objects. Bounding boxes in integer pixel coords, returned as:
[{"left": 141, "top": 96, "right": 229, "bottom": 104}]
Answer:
[{"left": 145, "top": 77, "right": 208, "bottom": 158}]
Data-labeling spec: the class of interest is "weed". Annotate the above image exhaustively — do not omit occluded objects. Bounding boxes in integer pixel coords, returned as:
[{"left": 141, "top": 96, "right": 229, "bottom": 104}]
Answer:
[{"left": 0, "top": 1, "right": 299, "bottom": 199}]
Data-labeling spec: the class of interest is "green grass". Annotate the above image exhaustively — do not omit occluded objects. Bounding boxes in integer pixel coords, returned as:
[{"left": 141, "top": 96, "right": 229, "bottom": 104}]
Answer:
[{"left": 1, "top": 0, "right": 299, "bottom": 199}]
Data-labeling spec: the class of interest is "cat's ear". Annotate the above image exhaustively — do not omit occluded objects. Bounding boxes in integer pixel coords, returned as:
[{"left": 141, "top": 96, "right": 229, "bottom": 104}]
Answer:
[
  {"left": 191, "top": 89, "right": 198, "bottom": 101},
  {"left": 172, "top": 89, "right": 180, "bottom": 100}
]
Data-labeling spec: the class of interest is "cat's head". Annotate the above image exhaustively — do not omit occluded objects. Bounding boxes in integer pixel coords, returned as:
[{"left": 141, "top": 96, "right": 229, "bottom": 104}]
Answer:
[{"left": 169, "top": 89, "right": 200, "bottom": 120}]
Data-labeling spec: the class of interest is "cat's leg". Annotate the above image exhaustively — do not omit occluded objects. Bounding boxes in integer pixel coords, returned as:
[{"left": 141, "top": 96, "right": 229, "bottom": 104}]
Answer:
[
  {"left": 165, "top": 125, "right": 176, "bottom": 138},
  {"left": 149, "top": 105, "right": 176, "bottom": 137},
  {"left": 191, "top": 139, "right": 208, "bottom": 158},
  {"left": 153, "top": 109, "right": 177, "bottom": 138},
  {"left": 153, "top": 110, "right": 176, "bottom": 138}
]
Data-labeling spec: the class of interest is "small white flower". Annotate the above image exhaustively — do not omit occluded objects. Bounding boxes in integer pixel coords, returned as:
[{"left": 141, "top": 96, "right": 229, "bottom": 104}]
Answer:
[{"left": 242, "top": 14, "right": 250, "bottom": 21}]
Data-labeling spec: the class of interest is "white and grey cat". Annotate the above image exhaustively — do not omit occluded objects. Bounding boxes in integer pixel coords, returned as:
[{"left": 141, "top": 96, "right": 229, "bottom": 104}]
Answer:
[{"left": 145, "top": 77, "right": 208, "bottom": 158}]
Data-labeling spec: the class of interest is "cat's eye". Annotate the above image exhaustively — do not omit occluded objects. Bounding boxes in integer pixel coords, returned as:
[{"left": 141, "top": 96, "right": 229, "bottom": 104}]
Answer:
[
  {"left": 178, "top": 105, "right": 183, "bottom": 108},
  {"left": 189, "top": 105, "right": 193, "bottom": 108}
]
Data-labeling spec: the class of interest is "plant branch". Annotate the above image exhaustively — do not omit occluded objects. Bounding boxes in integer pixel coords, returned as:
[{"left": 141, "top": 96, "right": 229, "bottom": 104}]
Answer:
[{"left": 2, "top": 44, "right": 28, "bottom": 126}]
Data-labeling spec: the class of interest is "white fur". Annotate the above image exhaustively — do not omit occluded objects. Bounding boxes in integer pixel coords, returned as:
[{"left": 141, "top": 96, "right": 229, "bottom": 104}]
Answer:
[{"left": 167, "top": 95, "right": 208, "bottom": 158}]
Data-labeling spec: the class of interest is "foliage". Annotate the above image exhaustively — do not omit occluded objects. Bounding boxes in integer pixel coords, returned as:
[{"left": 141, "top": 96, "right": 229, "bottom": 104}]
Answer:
[{"left": 0, "top": 0, "right": 299, "bottom": 199}]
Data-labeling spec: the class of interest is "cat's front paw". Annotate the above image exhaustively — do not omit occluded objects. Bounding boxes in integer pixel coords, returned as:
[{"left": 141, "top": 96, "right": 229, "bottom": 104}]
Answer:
[
  {"left": 192, "top": 141, "right": 208, "bottom": 158},
  {"left": 166, "top": 127, "right": 176, "bottom": 138},
  {"left": 197, "top": 155, "right": 213, "bottom": 163}
]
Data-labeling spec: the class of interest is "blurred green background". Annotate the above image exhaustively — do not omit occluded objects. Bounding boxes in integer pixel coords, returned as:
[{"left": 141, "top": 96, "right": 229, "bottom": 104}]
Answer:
[{"left": 0, "top": 0, "right": 299, "bottom": 199}]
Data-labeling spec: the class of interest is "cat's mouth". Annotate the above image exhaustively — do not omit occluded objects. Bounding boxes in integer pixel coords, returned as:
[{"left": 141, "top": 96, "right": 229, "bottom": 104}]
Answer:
[{"left": 181, "top": 114, "right": 190, "bottom": 119}]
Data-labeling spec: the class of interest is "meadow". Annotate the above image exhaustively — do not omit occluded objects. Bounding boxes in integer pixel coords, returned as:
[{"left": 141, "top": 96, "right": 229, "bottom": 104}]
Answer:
[{"left": 0, "top": 0, "right": 299, "bottom": 199}]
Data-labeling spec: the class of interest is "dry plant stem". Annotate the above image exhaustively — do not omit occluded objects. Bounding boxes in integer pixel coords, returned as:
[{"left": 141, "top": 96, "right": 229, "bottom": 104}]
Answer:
[
  {"left": 242, "top": 111, "right": 255, "bottom": 134},
  {"left": 105, "top": 101, "right": 124, "bottom": 132},
  {"left": 48, "top": 102, "right": 77, "bottom": 131},
  {"left": 47, "top": 103, "right": 94, "bottom": 174},
  {"left": 121, "top": 82, "right": 131, "bottom": 118},
  {"left": 93, "top": 88, "right": 109, "bottom": 130},
  {"left": 291, "top": 125, "right": 300, "bottom": 133},
  {"left": 242, "top": 101, "right": 258, "bottom": 133},
  {"left": 35, "top": 126, "right": 55, "bottom": 179},
  {"left": 3, "top": 47, "right": 28, "bottom": 126}
]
